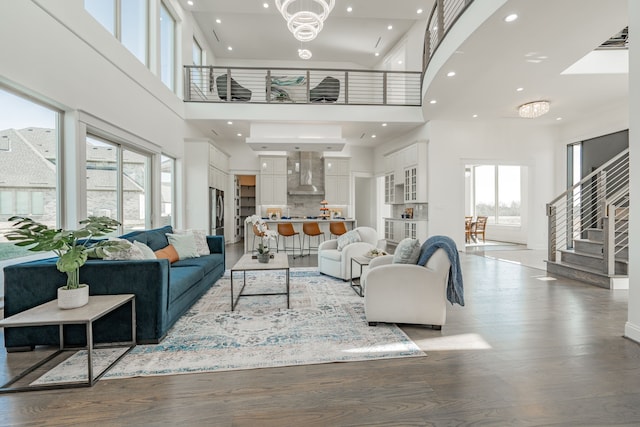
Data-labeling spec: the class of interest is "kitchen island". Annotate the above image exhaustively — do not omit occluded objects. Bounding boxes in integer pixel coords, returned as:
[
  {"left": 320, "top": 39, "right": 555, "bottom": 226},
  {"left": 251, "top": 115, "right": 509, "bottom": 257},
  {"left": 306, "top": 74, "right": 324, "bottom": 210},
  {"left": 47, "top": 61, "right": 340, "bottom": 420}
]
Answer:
[{"left": 244, "top": 218, "right": 357, "bottom": 254}]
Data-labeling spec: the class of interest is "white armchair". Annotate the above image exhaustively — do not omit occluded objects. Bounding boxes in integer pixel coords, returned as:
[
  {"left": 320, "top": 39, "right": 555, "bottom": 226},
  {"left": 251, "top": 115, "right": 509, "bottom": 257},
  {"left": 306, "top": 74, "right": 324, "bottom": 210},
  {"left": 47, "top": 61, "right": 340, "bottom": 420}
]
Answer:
[
  {"left": 317, "top": 226, "right": 379, "bottom": 280},
  {"left": 363, "top": 248, "right": 451, "bottom": 329}
]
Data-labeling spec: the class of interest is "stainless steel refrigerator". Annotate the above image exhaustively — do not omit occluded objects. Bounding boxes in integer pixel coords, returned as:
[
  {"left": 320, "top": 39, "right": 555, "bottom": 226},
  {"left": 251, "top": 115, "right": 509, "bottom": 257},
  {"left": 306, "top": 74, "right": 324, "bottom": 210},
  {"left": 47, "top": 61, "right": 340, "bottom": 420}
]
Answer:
[{"left": 210, "top": 187, "right": 224, "bottom": 237}]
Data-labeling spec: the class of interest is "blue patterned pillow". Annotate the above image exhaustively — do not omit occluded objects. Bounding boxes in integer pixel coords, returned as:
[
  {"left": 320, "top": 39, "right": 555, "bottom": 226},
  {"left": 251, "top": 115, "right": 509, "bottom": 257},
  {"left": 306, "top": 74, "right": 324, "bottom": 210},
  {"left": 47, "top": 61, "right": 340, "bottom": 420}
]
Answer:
[
  {"left": 337, "top": 230, "right": 361, "bottom": 251},
  {"left": 393, "top": 238, "right": 421, "bottom": 264}
]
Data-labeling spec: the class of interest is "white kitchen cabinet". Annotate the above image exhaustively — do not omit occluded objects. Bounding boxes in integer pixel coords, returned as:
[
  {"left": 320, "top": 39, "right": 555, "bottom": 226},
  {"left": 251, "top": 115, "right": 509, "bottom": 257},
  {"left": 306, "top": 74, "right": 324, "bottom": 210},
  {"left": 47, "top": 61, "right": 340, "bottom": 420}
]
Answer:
[
  {"left": 324, "top": 157, "right": 350, "bottom": 205},
  {"left": 259, "top": 155, "right": 287, "bottom": 205},
  {"left": 384, "top": 173, "right": 395, "bottom": 204},
  {"left": 404, "top": 166, "right": 417, "bottom": 202}
]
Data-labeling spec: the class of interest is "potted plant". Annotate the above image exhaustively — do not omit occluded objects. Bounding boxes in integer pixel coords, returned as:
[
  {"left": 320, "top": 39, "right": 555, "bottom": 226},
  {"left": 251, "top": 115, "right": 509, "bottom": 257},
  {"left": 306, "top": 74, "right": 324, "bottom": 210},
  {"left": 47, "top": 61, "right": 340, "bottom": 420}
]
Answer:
[
  {"left": 245, "top": 214, "right": 277, "bottom": 263},
  {"left": 6, "top": 216, "right": 129, "bottom": 309}
]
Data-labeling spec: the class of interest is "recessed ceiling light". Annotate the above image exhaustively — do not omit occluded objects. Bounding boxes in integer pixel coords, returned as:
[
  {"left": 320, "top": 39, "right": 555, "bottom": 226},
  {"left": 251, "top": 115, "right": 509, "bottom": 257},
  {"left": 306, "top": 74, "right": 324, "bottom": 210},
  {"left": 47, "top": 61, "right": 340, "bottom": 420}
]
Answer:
[
  {"left": 430, "top": 99, "right": 437, "bottom": 104},
  {"left": 398, "top": 60, "right": 403, "bottom": 64},
  {"left": 372, "top": 135, "right": 377, "bottom": 138},
  {"left": 187, "top": 0, "right": 194, "bottom": 5},
  {"left": 473, "top": 114, "right": 478, "bottom": 118},
  {"left": 347, "top": 6, "right": 353, "bottom": 12},
  {"left": 382, "top": 123, "right": 387, "bottom": 127},
  {"left": 516, "top": 87, "right": 524, "bottom": 92},
  {"left": 387, "top": 25, "right": 393, "bottom": 30},
  {"left": 227, "top": 121, "right": 233, "bottom": 125},
  {"left": 227, "top": 46, "right": 233, "bottom": 51},
  {"left": 417, "top": 8, "right": 423, "bottom": 14},
  {"left": 374, "top": 52, "right": 380, "bottom": 57},
  {"left": 447, "top": 71, "right": 456, "bottom": 77},
  {"left": 504, "top": 13, "right": 518, "bottom": 22},
  {"left": 215, "top": 18, "right": 221, "bottom": 24},
  {"left": 556, "top": 117, "right": 563, "bottom": 121},
  {"left": 263, "top": 2, "right": 269, "bottom": 8},
  {"left": 237, "top": 133, "right": 242, "bottom": 137}
]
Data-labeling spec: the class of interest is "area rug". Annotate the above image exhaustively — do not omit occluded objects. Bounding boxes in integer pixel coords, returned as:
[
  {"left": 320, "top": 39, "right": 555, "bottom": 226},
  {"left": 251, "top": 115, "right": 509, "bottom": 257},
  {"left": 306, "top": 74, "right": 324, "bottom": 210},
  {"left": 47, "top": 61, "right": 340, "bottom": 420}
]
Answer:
[{"left": 32, "top": 268, "right": 424, "bottom": 384}]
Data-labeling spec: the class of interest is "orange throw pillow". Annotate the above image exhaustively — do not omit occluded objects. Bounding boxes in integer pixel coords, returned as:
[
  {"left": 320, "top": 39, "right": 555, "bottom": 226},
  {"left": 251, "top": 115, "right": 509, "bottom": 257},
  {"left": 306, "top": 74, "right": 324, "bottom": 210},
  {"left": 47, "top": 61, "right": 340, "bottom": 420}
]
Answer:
[{"left": 154, "top": 244, "right": 179, "bottom": 263}]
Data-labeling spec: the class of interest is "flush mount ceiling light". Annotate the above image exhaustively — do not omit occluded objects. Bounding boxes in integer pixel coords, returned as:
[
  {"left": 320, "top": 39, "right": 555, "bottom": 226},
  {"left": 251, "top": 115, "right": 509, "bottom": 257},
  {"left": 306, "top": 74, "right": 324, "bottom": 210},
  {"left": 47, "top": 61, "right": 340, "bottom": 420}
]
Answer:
[
  {"left": 518, "top": 100, "right": 550, "bottom": 118},
  {"left": 298, "top": 48, "right": 312, "bottom": 59},
  {"left": 275, "top": 0, "right": 335, "bottom": 42}
]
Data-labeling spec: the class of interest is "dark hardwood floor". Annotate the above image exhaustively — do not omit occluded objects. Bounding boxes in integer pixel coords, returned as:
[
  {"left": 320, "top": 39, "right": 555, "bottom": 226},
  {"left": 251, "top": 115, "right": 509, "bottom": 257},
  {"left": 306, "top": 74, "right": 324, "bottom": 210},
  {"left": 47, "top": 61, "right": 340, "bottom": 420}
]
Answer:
[{"left": 1, "top": 241, "right": 639, "bottom": 426}]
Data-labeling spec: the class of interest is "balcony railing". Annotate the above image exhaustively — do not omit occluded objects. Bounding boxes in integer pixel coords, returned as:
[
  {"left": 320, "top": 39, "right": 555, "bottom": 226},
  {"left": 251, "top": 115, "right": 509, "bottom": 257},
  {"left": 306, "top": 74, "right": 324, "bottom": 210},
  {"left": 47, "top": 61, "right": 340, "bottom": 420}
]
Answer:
[
  {"left": 184, "top": 66, "right": 422, "bottom": 106},
  {"left": 423, "top": 0, "right": 474, "bottom": 72}
]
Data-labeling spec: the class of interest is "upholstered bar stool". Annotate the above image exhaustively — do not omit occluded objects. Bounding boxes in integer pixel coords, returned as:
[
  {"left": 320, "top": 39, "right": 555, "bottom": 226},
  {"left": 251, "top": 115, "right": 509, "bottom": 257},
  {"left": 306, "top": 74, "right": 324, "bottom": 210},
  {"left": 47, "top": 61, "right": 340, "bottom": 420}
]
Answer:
[
  {"left": 277, "top": 222, "right": 301, "bottom": 259},
  {"left": 329, "top": 221, "right": 348, "bottom": 239},
  {"left": 302, "top": 222, "right": 325, "bottom": 257}
]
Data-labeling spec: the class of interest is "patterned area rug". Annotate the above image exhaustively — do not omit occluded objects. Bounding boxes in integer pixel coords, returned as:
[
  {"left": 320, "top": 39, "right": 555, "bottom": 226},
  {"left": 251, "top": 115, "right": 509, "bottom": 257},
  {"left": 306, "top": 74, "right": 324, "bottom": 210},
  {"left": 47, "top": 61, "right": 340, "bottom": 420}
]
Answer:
[{"left": 32, "top": 268, "right": 424, "bottom": 384}]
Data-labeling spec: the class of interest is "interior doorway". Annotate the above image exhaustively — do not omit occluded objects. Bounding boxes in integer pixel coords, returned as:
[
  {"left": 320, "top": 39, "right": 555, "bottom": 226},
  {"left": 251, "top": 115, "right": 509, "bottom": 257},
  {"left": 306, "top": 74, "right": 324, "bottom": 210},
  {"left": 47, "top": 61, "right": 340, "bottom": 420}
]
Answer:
[{"left": 235, "top": 175, "right": 256, "bottom": 244}]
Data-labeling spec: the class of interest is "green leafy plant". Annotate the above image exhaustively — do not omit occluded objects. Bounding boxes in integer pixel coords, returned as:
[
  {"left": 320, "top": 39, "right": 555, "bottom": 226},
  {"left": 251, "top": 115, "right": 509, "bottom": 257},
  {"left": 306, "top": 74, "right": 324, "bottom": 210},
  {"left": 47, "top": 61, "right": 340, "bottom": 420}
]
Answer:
[{"left": 6, "top": 216, "right": 129, "bottom": 289}]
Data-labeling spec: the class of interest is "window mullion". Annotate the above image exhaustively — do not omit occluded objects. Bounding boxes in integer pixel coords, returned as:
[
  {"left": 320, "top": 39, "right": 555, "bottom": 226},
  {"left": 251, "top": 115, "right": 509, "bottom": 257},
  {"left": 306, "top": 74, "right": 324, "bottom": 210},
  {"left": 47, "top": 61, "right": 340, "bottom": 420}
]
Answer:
[
  {"left": 494, "top": 165, "right": 499, "bottom": 224},
  {"left": 115, "top": 0, "right": 122, "bottom": 41}
]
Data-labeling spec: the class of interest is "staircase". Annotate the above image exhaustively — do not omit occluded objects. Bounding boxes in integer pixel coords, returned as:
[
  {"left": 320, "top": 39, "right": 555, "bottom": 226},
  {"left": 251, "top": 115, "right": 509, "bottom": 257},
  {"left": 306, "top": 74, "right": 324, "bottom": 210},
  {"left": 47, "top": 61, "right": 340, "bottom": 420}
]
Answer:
[{"left": 545, "top": 149, "right": 629, "bottom": 289}]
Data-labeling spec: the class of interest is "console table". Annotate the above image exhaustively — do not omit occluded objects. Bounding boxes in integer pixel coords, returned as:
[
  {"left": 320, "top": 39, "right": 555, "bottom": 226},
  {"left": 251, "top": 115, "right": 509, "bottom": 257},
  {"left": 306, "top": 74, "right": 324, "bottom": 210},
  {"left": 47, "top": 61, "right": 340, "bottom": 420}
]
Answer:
[{"left": 0, "top": 294, "right": 136, "bottom": 393}]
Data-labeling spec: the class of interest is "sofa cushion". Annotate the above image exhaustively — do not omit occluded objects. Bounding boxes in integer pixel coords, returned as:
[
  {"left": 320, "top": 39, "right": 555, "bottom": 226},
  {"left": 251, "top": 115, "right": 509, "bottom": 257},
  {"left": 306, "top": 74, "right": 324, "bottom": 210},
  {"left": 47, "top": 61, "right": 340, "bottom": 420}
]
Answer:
[
  {"left": 120, "top": 225, "right": 173, "bottom": 251},
  {"left": 155, "top": 244, "right": 179, "bottom": 263},
  {"left": 103, "top": 238, "right": 145, "bottom": 261},
  {"left": 337, "top": 230, "right": 361, "bottom": 251},
  {"left": 174, "top": 229, "right": 210, "bottom": 256},
  {"left": 393, "top": 238, "right": 421, "bottom": 264},
  {"left": 166, "top": 233, "right": 200, "bottom": 260},
  {"left": 172, "top": 254, "right": 221, "bottom": 275},
  {"left": 169, "top": 266, "right": 205, "bottom": 303},
  {"left": 133, "top": 240, "right": 157, "bottom": 259}
]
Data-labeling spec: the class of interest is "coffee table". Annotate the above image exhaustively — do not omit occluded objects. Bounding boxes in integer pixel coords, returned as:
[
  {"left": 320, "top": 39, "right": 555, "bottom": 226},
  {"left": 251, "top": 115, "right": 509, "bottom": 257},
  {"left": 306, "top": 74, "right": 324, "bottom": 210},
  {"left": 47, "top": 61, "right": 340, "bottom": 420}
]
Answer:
[
  {"left": 350, "top": 255, "right": 371, "bottom": 297},
  {"left": 0, "top": 294, "right": 136, "bottom": 393},
  {"left": 230, "top": 253, "right": 290, "bottom": 311}
]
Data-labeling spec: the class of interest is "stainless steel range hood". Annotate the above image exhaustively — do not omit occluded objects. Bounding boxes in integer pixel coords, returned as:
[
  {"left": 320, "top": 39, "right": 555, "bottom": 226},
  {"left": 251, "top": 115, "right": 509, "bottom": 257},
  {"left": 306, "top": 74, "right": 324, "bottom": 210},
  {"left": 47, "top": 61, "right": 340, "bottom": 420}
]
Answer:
[{"left": 288, "top": 151, "right": 324, "bottom": 196}]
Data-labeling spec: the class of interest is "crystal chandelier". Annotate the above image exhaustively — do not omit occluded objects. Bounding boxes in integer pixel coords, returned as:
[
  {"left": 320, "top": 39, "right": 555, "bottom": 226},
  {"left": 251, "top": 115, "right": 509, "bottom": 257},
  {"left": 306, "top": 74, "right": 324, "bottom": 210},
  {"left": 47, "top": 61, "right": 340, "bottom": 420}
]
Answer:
[
  {"left": 298, "top": 48, "right": 312, "bottom": 59},
  {"left": 275, "top": 0, "right": 335, "bottom": 42},
  {"left": 518, "top": 101, "right": 550, "bottom": 118}
]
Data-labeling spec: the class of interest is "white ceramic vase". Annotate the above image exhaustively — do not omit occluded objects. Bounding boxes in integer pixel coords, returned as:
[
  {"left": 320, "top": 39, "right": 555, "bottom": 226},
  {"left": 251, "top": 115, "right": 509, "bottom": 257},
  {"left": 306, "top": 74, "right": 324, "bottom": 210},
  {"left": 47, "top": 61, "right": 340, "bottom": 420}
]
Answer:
[{"left": 57, "top": 284, "right": 89, "bottom": 309}]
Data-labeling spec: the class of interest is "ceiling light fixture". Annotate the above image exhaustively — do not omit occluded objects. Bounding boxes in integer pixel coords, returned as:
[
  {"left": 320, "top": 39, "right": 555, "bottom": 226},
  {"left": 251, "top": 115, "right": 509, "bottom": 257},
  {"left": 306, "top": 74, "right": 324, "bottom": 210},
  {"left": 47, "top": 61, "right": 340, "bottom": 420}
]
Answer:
[
  {"left": 430, "top": 99, "right": 437, "bottom": 104},
  {"left": 516, "top": 87, "right": 524, "bottom": 92},
  {"left": 374, "top": 52, "right": 380, "bottom": 56},
  {"left": 263, "top": 2, "right": 269, "bottom": 8},
  {"left": 447, "top": 71, "right": 456, "bottom": 77},
  {"left": 347, "top": 6, "right": 352, "bottom": 12},
  {"left": 504, "top": 13, "right": 518, "bottom": 22},
  {"left": 387, "top": 25, "right": 393, "bottom": 30},
  {"left": 417, "top": 8, "right": 423, "bottom": 14},
  {"left": 215, "top": 18, "right": 221, "bottom": 24},
  {"left": 187, "top": 0, "right": 194, "bottom": 5},
  {"left": 518, "top": 100, "right": 550, "bottom": 118},
  {"left": 275, "top": 0, "right": 335, "bottom": 42},
  {"left": 298, "top": 48, "right": 312, "bottom": 59},
  {"left": 382, "top": 123, "right": 387, "bottom": 127}
]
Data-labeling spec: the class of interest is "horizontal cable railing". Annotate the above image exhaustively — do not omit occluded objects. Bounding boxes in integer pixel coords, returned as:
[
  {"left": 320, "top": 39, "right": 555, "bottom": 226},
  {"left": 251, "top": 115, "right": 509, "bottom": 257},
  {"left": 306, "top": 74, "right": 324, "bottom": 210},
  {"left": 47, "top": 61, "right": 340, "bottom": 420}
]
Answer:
[
  {"left": 184, "top": 66, "right": 422, "bottom": 106},
  {"left": 423, "top": 0, "right": 474, "bottom": 72},
  {"left": 547, "top": 149, "right": 629, "bottom": 273}
]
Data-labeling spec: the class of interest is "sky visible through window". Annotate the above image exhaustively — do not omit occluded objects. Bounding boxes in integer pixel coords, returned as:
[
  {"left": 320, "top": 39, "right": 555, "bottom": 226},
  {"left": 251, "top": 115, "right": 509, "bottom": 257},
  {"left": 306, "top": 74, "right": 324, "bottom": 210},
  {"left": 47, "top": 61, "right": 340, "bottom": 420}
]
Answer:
[{"left": 0, "top": 89, "right": 56, "bottom": 130}]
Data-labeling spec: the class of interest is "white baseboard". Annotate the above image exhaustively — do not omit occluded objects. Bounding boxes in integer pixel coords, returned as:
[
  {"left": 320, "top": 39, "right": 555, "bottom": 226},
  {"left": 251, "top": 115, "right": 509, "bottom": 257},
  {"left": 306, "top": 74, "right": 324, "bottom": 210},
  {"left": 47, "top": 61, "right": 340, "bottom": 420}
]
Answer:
[{"left": 624, "top": 321, "right": 640, "bottom": 344}]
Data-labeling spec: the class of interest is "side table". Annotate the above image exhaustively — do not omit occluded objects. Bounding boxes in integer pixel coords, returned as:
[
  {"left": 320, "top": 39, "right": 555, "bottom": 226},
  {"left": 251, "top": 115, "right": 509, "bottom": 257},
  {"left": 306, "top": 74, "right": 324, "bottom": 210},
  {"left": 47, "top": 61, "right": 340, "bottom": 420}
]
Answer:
[
  {"left": 350, "top": 255, "right": 371, "bottom": 297},
  {"left": 0, "top": 294, "right": 136, "bottom": 393}
]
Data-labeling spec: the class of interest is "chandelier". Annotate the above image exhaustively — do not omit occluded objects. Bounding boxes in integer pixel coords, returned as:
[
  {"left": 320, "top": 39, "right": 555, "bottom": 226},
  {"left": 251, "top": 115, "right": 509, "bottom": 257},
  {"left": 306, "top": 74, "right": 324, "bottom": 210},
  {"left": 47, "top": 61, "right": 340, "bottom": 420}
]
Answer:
[
  {"left": 298, "top": 49, "right": 312, "bottom": 59},
  {"left": 275, "top": 0, "right": 335, "bottom": 42},
  {"left": 518, "top": 101, "right": 550, "bottom": 118}
]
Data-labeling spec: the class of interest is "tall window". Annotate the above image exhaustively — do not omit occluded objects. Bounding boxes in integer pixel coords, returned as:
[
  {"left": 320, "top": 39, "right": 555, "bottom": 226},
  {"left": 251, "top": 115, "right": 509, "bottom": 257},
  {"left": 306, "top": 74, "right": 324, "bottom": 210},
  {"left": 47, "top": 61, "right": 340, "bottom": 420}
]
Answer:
[
  {"left": 86, "top": 135, "right": 151, "bottom": 234},
  {"left": 0, "top": 88, "right": 60, "bottom": 261},
  {"left": 473, "top": 165, "right": 521, "bottom": 225},
  {"left": 84, "top": 0, "right": 148, "bottom": 65},
  {"left": 160, "top": 155, "right": 175, "bottom": 227},
  {"left": 160, "top": 3, "right": 176, "bottom": 91},
  {"left": 192, "top": 38, "right": 202, "bottom": 66}
]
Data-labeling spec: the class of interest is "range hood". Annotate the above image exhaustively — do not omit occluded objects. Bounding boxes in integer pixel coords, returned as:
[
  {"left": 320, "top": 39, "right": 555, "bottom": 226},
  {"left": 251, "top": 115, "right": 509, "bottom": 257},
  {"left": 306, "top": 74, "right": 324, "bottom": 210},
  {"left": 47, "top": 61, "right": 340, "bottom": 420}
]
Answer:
[{"left": 288, "top": 151, "right": 324, "bottom": 196}]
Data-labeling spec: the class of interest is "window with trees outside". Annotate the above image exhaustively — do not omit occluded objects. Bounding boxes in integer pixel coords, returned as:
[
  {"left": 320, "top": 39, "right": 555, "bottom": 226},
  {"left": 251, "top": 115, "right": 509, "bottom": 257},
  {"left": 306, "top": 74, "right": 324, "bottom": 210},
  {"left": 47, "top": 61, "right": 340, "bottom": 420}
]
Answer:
[
  {"left": 160, "top": 155, "right": 175, "bottom": 227},
  {"left": 160, "top": 2, "right": 176, "bottom": 91},
  {"left": 0, "top": 88, "right": 60, "bottom": 261},
  {"left": 473, "top": 165, "right": 521, "bottom": 225}
]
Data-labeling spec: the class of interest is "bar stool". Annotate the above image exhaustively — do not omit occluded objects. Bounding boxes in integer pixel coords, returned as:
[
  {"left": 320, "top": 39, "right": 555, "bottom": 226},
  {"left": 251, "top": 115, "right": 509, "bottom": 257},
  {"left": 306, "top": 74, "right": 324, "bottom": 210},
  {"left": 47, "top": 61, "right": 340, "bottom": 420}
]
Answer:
[
  {"left": 277, "top": 222, "right": 301, "bottom": 259},
  {"left": 302, "top": 222, "right": 325, "bottom": 257},
  {"left": 329, "top": 221, "right": 348, "bottom": 239},
  {"left": 251, "top": 223, "right": 273, "bottom": 253}
]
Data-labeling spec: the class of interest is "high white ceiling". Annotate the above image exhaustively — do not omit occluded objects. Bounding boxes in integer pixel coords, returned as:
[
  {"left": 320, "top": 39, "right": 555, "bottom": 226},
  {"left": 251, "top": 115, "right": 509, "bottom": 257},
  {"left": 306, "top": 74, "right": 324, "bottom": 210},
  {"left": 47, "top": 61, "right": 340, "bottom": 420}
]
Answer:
[{"left": 180, "top": 0, "right": 629, "bottom": 147}]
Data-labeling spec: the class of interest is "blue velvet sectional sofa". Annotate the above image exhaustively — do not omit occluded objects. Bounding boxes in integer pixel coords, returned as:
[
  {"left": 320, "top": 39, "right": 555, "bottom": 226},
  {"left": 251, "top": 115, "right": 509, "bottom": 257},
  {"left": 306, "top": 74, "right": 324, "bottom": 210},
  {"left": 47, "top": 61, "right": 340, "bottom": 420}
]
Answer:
[{"left": 3, "top": 225, "right": 225, "bottom": 352}]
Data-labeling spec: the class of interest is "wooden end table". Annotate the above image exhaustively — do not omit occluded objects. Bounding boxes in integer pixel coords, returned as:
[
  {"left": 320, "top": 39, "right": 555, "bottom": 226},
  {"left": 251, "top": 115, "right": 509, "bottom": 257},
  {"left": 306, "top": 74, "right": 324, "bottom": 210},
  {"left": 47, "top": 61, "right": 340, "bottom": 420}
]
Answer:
[{"left": 0, "top": 294, "right": 136, "bottom": 393}]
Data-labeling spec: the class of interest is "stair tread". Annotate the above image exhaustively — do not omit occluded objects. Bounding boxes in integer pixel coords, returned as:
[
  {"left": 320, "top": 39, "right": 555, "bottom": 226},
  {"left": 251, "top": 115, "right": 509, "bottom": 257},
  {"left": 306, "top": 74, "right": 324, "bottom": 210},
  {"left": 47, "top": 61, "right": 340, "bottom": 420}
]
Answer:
[
  {"left": 574, "top": 238, "right": 603, "bottom": 244},
  {"left": 545, "top": 260, "right": 628, "bottom": 278},
  {"left": 560, "top": 248, "right": 628, "bottom": 264}
]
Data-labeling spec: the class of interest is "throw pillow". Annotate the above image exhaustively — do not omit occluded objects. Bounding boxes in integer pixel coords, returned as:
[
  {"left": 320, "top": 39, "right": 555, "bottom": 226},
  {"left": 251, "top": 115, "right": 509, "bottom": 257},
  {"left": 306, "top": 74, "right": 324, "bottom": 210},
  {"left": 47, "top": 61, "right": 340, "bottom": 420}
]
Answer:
[
  {"left": 103, "top": 238, "right": 145, "bottom": 261},
  {"left": 133, "top": 240, "right": 157, "bottom": 259},
  {"left": 337, "top": 229, "right": 361, "bottom": 251},
  {"left": 393, "top": 238, "right": 421, "bottom": 264},
  {"left": 174, "top": 229, "right": 209, "bottom": 256},
  {"left": 154, "top": 244, "right": 180, "bottom": 263},
  {"left": 166, "top": 233, "right": 200, "bottom": 260}
]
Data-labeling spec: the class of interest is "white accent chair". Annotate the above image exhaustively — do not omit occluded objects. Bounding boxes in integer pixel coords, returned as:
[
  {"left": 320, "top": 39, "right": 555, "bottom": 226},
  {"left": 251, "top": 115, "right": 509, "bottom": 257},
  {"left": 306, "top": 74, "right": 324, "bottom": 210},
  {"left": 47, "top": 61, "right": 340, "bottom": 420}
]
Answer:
[
  {"left": 317, "top": 226, "right": 379, "bottom": 280},
  {"left": 362, "top": 248, "right": 451, "bottom": 329}
]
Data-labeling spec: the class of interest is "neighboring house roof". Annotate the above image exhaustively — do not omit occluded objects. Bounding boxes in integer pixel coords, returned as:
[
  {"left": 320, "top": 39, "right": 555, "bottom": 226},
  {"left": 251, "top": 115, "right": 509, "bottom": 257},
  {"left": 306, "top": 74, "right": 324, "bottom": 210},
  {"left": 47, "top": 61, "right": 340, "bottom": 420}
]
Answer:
[{"left": 0, "top": 127, "right": 143, "bottom": 192}]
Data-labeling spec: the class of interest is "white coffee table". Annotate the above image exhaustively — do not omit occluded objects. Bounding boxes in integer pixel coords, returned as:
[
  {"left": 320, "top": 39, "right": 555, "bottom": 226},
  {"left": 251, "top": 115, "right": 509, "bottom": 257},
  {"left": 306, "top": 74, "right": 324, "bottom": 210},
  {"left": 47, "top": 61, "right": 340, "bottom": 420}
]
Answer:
[
  {"left": 230, "top": 253, "right": 290, "bottom": 311},
  {"left": 0, "top": 294, "right": 136, "bottom": 393}
]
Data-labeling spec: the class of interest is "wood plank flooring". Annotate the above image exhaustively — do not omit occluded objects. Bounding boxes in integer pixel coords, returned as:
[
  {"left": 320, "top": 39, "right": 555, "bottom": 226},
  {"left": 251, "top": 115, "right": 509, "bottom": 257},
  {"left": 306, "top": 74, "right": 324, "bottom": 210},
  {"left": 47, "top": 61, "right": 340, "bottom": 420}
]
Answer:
[{"left": 0, "top": 242, "right": 639, "bottom": 426}]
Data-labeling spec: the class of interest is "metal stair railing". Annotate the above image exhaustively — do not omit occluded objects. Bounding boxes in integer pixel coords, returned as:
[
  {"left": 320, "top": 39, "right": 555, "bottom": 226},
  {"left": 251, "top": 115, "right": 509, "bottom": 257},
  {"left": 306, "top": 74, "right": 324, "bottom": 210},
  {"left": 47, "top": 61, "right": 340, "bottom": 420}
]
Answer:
[{"left": 546, "top": 149, "right": 629, "bottom": 275}]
